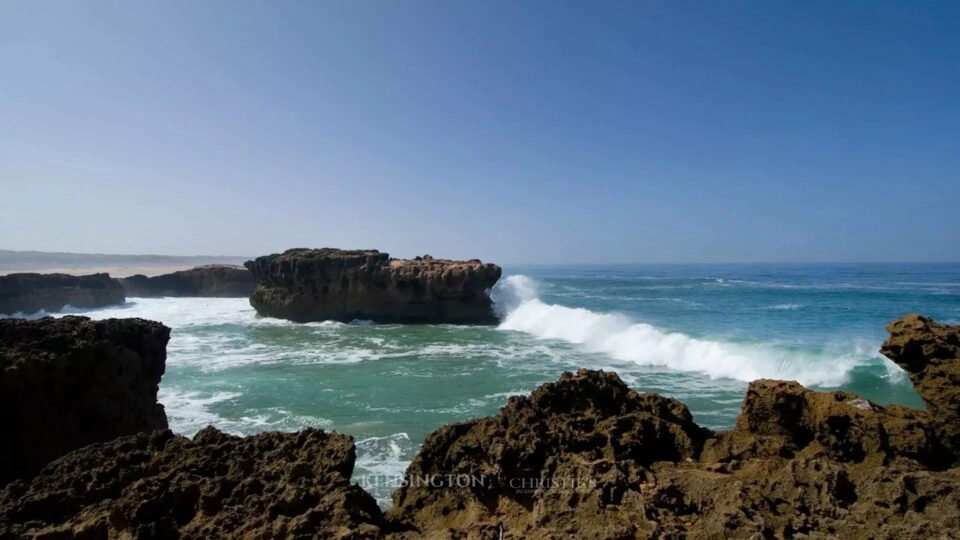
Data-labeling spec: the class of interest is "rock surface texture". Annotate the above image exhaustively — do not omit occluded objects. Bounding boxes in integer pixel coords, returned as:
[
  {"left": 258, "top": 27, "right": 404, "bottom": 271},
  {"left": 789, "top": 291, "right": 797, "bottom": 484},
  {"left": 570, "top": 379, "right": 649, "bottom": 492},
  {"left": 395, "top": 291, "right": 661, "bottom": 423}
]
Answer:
[
  {"left": 388, "top": 369, "right": 714, "bottom": 538},
  {"left": 387, "top": 369, "right": 960, "bottom": 539},
  {"left": 0, "top": 316, "right": 169, "bottom": 486},
  {"left": 881, "top": 313, "right": 960, "bottom": 465},
  {"left": 121, "top": 265, "right": 255, "bottom": 297},
  {"left": 0, "top": 428, "right": 386, "bottom": 539},
  {"left": 245, "top": 248, "right": 502, "bottom": 324},
  {"left": 0, "top": 273, "right": 124, "bottom": 314}
]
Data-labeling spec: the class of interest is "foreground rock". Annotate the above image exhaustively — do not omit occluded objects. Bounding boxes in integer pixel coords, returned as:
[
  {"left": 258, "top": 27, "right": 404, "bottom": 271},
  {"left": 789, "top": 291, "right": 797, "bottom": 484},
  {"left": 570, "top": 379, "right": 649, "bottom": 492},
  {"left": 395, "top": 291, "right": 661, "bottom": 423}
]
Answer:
[
  {"left": 881, "top": 313, "right": 960, "bottom": 465},
  {"left": 0, "top": 273, "right": 124, "bottom": 314},
  {"left": 389, "top": 369, "right": 713, "bottom": 538},
  {"left": 0, "top": 316, "right": 169, "bottom": 485},
  {"left": 121, "top": 265, "right": 255, "bottom": 297},
  {"left": 246, "top": 249, "right": 501, "bottom": 324},
  {"left": 388, "top": 367, "right": 960, "bottom": 538},
  {"left": 0, "top": 428, "right": 386, "bottom": 539}
]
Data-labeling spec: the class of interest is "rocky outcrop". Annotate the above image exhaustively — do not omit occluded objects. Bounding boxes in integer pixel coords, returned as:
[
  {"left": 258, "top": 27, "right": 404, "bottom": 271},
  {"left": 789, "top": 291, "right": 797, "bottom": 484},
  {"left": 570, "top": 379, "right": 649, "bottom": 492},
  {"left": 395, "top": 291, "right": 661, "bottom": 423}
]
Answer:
[
  {"left": 881, "top": 313, "right": 960, "bottom": 465},
  {"left": 245, "top": 249, "right": 502, "bottom": 324},
  {"left": 700, "top": 379, "right": 950, "bottom": 467},
  {"left": 388, "top": 369, "right": 713, "bottom": 538},
  {"left": 386, "top": 368, "right": 960, "bottom": 538},
  {"left": 0, "top": 273, "right": 124, "bottom": 314},
  {"left": 0, "top": 428, "right": 386, "bottom": 539},
  {"left": 121, "top": 265, "right": 255, "bottom": 297},
  {"left": 0, "top": 316, "right": 169, "bottom": 485},
  {"left": 2, "top": 314, "right": 959, "bottom": 538}
]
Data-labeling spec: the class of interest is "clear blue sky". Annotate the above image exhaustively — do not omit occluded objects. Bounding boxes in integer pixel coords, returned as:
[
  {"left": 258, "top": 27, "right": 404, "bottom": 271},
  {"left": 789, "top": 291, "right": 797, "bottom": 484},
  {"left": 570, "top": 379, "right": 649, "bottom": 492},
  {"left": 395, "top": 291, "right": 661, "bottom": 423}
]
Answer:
[{"left": 1, "top": 1, "right": 957, "bottom": 263}]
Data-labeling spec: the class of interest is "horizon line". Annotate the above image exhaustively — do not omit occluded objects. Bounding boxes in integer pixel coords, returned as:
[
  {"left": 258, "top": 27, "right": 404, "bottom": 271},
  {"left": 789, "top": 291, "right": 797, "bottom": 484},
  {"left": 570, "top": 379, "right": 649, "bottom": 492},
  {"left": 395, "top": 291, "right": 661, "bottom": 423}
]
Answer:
[{"left": 2, "top": 248, "right": 959, "bottom": 267}]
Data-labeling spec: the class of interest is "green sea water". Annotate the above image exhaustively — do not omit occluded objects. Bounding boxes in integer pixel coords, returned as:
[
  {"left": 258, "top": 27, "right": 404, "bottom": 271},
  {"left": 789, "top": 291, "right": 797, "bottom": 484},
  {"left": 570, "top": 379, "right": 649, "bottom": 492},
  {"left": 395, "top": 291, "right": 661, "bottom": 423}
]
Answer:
[{"left": 15, "top": 263, "right": 960, "bottom": 505}]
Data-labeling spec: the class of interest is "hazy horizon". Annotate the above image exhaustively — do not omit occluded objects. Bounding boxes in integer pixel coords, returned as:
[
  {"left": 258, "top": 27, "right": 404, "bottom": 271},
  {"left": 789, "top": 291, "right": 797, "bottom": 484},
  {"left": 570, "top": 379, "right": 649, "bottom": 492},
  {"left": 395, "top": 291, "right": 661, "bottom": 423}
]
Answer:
[
  {"left": 2, "top": 247, "right": 960, "bottom": 268},
  {"left": 2, "top": 2, "right": 958, "bottom": 264}
]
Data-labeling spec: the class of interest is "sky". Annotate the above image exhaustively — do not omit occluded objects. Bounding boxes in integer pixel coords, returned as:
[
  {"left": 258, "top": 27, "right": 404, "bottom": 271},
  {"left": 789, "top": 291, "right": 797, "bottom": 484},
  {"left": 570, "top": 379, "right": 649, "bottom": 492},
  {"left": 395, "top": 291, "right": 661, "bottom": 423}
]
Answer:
[{"left": 1, "top": 1, "right": 958, "bottom": 264}]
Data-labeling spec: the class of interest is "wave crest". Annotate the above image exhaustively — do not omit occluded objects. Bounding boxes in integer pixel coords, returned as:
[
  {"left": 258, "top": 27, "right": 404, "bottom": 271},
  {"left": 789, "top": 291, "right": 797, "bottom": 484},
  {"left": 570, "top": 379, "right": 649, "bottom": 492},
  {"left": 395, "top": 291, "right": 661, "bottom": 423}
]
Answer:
[{"left": 495, "top": 275, "right": 866, "bottom": 387}]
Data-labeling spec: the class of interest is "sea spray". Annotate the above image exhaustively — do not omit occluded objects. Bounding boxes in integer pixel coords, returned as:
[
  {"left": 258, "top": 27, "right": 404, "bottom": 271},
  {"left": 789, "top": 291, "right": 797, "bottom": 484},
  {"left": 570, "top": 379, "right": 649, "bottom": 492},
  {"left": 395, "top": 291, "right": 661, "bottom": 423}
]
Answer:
[
  {"left": 9, "top": 264, "right": 942, "bottom": 499},
  {"left": 495, "top": 274, "right": 864, "bottom": 386}
]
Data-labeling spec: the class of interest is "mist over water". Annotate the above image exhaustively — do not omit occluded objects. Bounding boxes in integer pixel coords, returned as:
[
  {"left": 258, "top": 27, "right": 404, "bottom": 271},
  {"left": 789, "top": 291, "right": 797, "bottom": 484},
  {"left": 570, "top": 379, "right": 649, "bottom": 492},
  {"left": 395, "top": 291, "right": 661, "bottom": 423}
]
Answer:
[{"left": 8, "top": 263, "right": 959, "bottom": 506}]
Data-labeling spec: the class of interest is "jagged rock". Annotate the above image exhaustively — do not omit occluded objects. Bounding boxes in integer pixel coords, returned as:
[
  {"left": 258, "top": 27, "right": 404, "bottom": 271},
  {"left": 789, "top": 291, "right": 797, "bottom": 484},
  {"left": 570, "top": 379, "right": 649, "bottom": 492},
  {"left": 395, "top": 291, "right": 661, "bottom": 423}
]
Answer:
[
  {"left": 0, "top": 273, "right": 124, "bottom": 314},
  {"left": 245, "top": 248, "right": 501, "bottom": 324},
  {"left": 388, "top": 366, "right": 960, "bottom": 539},
  {"left": 881, "top": 313, "right": 960, "bottom": 464},
  {"left": 0, "top": 316, "right": 169, "bottom": 486},
  {"left": 700, "top": 379, "right": 949, "bottom": 468},
  {"left": 387, "top": 369, "right": 712, "bottom": 538},
  {"left": 121, "top": 265, "right": 255, "bottom": 297},
  {"left": 0, "top": 428, "right": 386, "bottom": 539}
]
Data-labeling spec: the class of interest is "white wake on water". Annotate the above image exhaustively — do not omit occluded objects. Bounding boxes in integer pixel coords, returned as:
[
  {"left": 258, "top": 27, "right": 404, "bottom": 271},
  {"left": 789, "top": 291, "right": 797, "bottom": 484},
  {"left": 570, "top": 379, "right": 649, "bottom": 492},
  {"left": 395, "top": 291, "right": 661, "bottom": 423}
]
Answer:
[{"left": 493, "top": 275, "right": 863, "bottom": 387}]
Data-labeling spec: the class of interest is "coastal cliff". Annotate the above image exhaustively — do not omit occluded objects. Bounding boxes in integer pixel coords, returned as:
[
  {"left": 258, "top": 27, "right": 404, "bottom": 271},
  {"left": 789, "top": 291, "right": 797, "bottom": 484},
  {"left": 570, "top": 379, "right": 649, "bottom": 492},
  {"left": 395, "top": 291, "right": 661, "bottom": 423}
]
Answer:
[
  {"left": 121, "top": 265, "right": 255, "bottom": 297},
  {"left": 245, "top": 248, "right": 502, "bottom": 324},
  {"left": 0, "top": 273, "right": 124, "bottom": 314},
  {"left": 1, "top": 313, "right": 958, "bottom": 538},
  {"left": 0, "top": 316, "right": 169, "bottom": 485}
]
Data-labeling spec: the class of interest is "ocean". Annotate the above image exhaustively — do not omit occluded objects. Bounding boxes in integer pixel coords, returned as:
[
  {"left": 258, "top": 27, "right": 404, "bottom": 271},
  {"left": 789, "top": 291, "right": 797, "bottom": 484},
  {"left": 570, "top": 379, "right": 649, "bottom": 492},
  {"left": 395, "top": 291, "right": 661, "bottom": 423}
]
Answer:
[{"left": 8, "top": 263, "right": 960, "bottom": 505}]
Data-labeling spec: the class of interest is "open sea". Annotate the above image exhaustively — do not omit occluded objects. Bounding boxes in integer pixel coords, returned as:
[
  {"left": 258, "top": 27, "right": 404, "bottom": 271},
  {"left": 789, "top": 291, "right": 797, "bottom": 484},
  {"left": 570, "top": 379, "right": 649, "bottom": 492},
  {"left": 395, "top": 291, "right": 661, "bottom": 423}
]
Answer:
[{"left": 6, "top": 263, "right": 960, "bottom": 505}]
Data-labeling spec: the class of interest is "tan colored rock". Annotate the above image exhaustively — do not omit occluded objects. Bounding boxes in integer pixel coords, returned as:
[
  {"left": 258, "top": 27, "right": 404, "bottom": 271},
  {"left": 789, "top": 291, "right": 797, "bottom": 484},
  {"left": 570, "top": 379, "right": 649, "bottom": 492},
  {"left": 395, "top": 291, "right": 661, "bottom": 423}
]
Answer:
[
  {"left": 387, "top": 369, "right": 711, "bottom": 538},
  {"left": 388, "top": 362, "right": 960, "bottom": 538},
  {"left": 700, "top": 379, "right": 947, "bottom": 468},
  {"left": 0, "top": 428, "right": 386, "bottom": 539},
  {"left": 881, "top": 313, "right": 960, "bottom": 465}
]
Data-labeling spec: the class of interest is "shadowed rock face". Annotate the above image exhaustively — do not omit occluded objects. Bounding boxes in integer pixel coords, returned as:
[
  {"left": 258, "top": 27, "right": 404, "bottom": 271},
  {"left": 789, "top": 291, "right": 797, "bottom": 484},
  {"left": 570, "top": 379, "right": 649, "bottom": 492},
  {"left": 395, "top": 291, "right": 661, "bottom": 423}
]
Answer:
[
  {"left": 0, "top": 316, "right": 169, "bottom": 486},
  {"left": 0, "top": 273, "right": 124, "bottom": 314},
  {"left": 245, "top": 248, "right": 502, "bottom": 324},
  {"left": 121, "top": 265, "right": 255, "bottom": 297},
  {"left": 0, "top": 428, "right": 386, "bottom": 539}
]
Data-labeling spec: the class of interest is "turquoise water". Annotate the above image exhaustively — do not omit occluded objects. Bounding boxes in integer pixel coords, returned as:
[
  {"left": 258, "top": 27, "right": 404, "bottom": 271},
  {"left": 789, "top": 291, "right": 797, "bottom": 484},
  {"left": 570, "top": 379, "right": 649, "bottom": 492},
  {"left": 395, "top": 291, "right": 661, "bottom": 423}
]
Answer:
[{"left": 10, "top": 263, "right": 960, "bottom": 504}]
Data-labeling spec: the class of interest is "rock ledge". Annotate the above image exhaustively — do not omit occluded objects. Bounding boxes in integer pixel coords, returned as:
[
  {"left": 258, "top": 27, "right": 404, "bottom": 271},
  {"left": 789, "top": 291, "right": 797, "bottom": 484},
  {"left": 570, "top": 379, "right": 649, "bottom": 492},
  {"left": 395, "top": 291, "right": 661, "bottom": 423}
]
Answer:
[
  {"left": 245, "top": 248, "right": 501, "bottom": 324},
  {"left": 0, "top": 273, "right": 124, "bottom": 314}
]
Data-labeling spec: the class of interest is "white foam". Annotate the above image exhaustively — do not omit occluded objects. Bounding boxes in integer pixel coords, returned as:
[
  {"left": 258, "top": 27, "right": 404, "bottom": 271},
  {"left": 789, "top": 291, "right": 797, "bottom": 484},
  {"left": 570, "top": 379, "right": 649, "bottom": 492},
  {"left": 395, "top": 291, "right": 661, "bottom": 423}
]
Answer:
[
  {"left": 159, "top": 389, "right": 242, "bottom": 435},
  {"left": 0, "top": 302, "right": 134, "bottom": 319},
  {"left": 159, "top": 389, "right": 334, "bottom": 437},
  {"left": 353, "top": 432, "right": 416, "bottom": 508},
  {"left": 496, "top": 275, "right": 866, "bottom": 387}
]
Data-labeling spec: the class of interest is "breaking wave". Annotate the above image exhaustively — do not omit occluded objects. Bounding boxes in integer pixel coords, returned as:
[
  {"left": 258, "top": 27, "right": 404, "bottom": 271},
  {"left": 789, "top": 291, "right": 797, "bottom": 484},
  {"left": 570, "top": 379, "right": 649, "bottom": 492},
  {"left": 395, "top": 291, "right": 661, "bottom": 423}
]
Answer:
[{"left": 493, "top": 275, "right": 872, "bottom": 387}]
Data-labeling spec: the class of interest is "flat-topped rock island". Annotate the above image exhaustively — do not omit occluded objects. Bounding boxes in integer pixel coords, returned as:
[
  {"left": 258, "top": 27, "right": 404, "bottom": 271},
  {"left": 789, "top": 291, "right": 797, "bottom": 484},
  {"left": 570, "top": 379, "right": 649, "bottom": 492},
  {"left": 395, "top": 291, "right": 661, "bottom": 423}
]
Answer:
[
  {"left": 0, "top": 273, "right": 125, "bottom": 315},
  {"left": 120, "top": 265, "right": 255, "bottom": 297},
  {"left": 245, "top": 248, "right": 502, "bottom": 324}
]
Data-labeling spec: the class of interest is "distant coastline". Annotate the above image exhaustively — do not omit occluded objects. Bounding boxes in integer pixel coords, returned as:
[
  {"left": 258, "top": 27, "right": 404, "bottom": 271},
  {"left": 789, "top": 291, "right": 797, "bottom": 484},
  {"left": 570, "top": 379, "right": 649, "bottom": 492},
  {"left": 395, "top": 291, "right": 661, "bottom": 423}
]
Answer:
[{"left": 0, "top": 249, "right": 250, "bottom": 277}]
